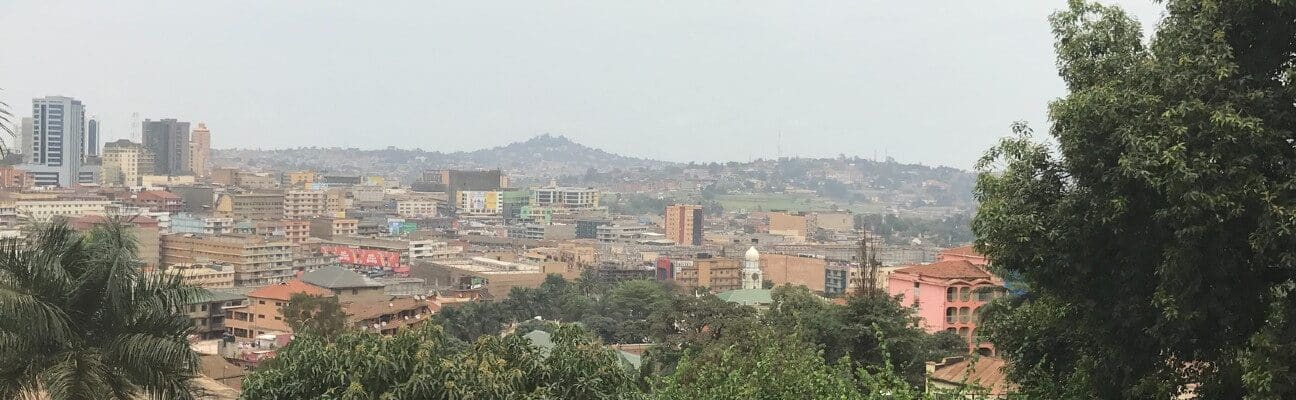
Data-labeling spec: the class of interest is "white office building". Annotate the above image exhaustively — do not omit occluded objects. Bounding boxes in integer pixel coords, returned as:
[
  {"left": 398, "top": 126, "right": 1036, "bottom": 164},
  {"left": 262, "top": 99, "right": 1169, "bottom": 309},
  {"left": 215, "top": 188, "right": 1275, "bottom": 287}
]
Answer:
[{"left": 21, "top": 96, "right": 98, "bottom": 186}]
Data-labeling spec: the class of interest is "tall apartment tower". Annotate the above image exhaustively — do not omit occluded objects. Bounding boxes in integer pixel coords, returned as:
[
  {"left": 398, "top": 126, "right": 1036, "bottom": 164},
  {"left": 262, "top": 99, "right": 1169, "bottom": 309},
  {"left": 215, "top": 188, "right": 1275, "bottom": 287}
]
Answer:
[
  {"left": 142, "top": 119, "right": 191, "bottom": 176},
  {"left": 664, "top": 204, "right": 704, "bottom": 246},
  {"left": 86, "top": 118, "right": 100, "bottom": 157},
  {"left": 189, "top": 122, "right": 211, "bottom": 178},
  {"left": 22, "top": 96, "right": 98, "bottom": 186},
  {"left": 100, "top": 139, "right": 155, "bottom": 186}
]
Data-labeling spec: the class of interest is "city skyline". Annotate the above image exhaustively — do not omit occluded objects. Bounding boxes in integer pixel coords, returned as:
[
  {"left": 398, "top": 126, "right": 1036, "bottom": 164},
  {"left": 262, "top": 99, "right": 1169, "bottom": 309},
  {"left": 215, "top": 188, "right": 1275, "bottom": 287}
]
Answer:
[{"left": 0, "top": 1, "right": 1163, "bottom": 170}]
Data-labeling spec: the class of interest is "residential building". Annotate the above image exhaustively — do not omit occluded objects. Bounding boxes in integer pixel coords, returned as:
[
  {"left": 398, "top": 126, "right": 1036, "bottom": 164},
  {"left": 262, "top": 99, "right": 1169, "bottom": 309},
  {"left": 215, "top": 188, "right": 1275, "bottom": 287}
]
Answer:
[
  {"left": 130, "top": 190, "right": 183, "bottom": 213},
  {"left": 760, "top": 253, "right": 849, "bottom": 295},
  {"left": 186, "top": 290, "right": 246, "bottom": 340},
  {"left": 284, "top": 189, "right": 345, "bottom": 218},
  {"left": 887, "top": 259, "right": 1004, "bottom": 354},
  {"left": 396, "top": 197, "right": 440, "bottom": 218},
  {"left": 214, "top": 191, "right": 284, "bottom": 220},
  {"left": 164, "top": 264, "right": 236, "bottom": 288},
  {"left": 224, "top": 279, "right": 333, "bottom": 339},
  {"left": 596, "top": 223, "right": 649, "bottom": 243},
  {"left": 414, "top": 257, "right": 545, "bottom": 298},
  {"left": 142, "top": 118, "right": 191, "bottom": 176},
  {"left": 345, "top": 297, "right": 435, "bottom": 336},
  {"left": 0, "top": 167, "right": 30, "bottom": 189},
  {"left": 672, "top": 255, "right": 743, "bottom": 293},
  {"left": 309, "top": 217, "right": 358, "bottom": 239},
  {"left": 507, "top": 223, "right": 576, "bottom": 240},
  {"left": 189, "top": 123, "right": 211, "bottom": 178},
  {"left": 170, "top": 214, "right": 234, "bottom": 235},
  {"left": 101, "top": 139, "right": 155, "bottom": 186},
  {"left": 530, "top": 186, "right": 600, "bottom": 209},
  {"left": 23, "top": 96, "right": 98, "bottom": 186},
  {"left": 664, "top": 204, "right": 704, "bottom": 246},
  {"left": 15, "top": 195, "right": 113, "bottom": 222},
  {"left": 282, "top": 171, "right": 316, "bottom": 189},
  {"left": 300, "top": 265, "right": 385, "bottom": 302},
  {"left": 160, "top": 234, "right": 295, "bottom": 286}
]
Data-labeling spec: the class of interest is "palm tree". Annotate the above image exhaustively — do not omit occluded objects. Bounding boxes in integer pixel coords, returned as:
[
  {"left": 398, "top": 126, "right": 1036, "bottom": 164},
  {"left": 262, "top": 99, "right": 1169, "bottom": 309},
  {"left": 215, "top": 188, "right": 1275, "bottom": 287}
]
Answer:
[
  {"left": 0, "top": 88, "right": 15, "bottom": 155},
  {"left": 0, "top": 219, "right": 205, "bottom": 400}
]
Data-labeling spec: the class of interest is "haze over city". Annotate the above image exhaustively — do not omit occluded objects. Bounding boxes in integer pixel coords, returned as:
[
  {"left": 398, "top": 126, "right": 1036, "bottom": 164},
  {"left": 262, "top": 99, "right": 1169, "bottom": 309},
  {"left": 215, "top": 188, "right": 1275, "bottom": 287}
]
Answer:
[{"left": 2, "top": 0, "right": 1160, "bottom": 168}]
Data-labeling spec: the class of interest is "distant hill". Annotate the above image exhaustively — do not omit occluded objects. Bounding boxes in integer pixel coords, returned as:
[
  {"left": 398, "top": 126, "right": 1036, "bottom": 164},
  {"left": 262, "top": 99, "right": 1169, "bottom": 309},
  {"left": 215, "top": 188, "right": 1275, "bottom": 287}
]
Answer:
[{"left": 212, "top": 134, "right": 674, "bottom": 182}]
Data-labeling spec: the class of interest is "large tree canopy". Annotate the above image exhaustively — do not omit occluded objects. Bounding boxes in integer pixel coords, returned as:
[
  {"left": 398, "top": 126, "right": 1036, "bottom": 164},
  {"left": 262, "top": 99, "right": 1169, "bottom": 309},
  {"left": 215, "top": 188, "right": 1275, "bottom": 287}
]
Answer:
[
  {"left": 974, "top": 0, "right": 1296, "bottom": 398},
  {"left": 0, "top": 221, "right": 205, "bottom": 400}
]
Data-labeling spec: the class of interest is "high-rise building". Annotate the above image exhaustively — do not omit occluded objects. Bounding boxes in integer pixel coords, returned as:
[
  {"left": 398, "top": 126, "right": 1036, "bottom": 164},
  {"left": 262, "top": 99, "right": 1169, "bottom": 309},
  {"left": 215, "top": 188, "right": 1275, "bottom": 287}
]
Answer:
[
  {"left": 189, "top": 122, "right": 211, "bottom": 178},
  {"left": 142, "top": 118, "right": 191, "bottom": 176},
  {"left": 664, "top": 204, "right": 704, "bottom": 246},
  {"left": 22, "top": 96, "right": 98, "bottom": 186},
  {"left": 86, "top": 118, "right": 99, "bottom": 157},
  {"left": 100, "top": 139, "right": 155, "bottom": 186}
]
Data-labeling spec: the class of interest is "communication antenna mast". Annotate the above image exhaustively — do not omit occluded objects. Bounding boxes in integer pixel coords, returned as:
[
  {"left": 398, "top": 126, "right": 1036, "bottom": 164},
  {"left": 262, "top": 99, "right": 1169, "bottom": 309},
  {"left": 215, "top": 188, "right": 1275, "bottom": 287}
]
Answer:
[
  {"left": 130, "top": 112, "right": 140, "bottom": 142},
  {"left": 856, "top": 229, "right": 881, "bottom": 296}
]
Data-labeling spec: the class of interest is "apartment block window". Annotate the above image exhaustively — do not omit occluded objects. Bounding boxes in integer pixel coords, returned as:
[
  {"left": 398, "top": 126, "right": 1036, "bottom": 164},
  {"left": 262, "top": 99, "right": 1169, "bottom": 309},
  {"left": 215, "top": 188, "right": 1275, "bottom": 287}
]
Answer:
[
  {"left": 959, "top": 287, "right": 972, "bottom": 302},
  {"left": 946, "top": 307, "right": 957, "bottom": 324},
  {"left": 946, "top": 287, "right": 957, "bottom": 302}
]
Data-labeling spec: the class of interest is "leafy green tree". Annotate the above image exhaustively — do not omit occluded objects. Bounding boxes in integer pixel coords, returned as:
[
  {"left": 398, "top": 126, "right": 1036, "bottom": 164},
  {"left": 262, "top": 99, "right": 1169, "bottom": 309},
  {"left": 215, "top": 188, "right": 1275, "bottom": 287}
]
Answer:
[
  {"left": 653, "top": 329, "right": 863, "bottom": 399},
  {"left": 974, "top": 1, "right": 1296, "bottom": 398},
  {"left": 241, "top": 324, "right": 640, "bottom": 399},
  {"left": 0, "top": 221, "right": 204, "bottom": 399},
  {"left": 281, "top": 293, "right": 348, "bottom": 338},
  {"left": 587, "top": 280, "right": 674, "bottom": 343}
]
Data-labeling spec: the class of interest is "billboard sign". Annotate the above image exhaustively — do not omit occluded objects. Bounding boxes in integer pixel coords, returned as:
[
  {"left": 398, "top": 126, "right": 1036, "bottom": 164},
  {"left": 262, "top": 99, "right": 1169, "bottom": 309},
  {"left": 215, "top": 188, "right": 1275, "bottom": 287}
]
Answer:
[{"left": 320, "top": 246, "right": 402, "bottom": 269}]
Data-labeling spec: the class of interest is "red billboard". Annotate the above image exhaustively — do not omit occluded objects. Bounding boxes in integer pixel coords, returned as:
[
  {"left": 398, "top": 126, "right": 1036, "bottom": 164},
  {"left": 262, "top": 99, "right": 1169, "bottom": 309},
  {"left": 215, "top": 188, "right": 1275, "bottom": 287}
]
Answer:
[{"left": 320, "top": 246, "right": 402, "bottom": 269}]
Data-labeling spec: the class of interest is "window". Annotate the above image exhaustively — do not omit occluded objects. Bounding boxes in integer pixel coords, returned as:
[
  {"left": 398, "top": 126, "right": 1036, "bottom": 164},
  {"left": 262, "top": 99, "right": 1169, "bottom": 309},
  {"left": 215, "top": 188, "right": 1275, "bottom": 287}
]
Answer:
[
  {"left": 201, "top": 304, "right": 207, "bottom": 311},
  {"left": 946, "top": 287, "right": 957, "bottom": 302},
  {"left": 259, "top": 300, "right": 266, "bottom": 305},
  {"left": 258, "top": 314, "right": 265, "bottom": 319},
  {"left": 352, "top": 289, "right": 358, "bottom": 295},
  {"left": 275, "top": 302, "right": 283, "bottom": 307},
  {"left": 945, "top": 307, "right": 957, "bottom": 324},
  {"left": 959, "top": 327, "right": 970, "bottom": 339},
  {"left": 913, "top": 281, "right": 920, "bottom": 288},
  {"left": 274, "top": 316, "right": 282, "bottom": 320},
  {"left": 189, "top": 305, "right": 196, "bottom": 312},
  {"left": 959, "top": 307, "right": 971, "bottom": 323},
  {"left": 959, "top": 287, "right": 971, "bottom": 302},
  {"left": 976, "top": 286, "right": 992, "bottom": 301}
]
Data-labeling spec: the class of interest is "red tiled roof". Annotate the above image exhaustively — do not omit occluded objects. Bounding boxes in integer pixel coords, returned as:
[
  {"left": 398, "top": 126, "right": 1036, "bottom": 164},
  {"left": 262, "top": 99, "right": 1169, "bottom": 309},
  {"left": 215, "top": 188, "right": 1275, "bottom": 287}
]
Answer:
[
  {"left": 929, "top": 356, "right": 1016, "bottom": 396},
  {"left": 940, "top": 245, "right": 983, "bottom": 258},
  {"left": 248, "top": 279, "right": 334, "bottom": 301},
  {"left": 137, "top": 190, "right": 181, "bottom": 200},
  {"left": 895, "top": 260, "right": 992, "bottom": 280}
]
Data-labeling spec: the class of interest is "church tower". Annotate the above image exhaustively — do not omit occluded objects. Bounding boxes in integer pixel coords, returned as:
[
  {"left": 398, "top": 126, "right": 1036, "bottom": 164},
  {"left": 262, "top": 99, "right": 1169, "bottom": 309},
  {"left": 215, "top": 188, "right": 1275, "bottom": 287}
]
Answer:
[{"left": 742, "top": 246, "right": 763, "bottom": 290}]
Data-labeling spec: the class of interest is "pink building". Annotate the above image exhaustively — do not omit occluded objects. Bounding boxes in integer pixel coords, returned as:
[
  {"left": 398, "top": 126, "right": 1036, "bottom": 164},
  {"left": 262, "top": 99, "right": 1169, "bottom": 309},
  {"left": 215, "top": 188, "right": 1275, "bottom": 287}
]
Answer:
[{"left": 888, "top": 259, "right": 1002, "bottom": 355}]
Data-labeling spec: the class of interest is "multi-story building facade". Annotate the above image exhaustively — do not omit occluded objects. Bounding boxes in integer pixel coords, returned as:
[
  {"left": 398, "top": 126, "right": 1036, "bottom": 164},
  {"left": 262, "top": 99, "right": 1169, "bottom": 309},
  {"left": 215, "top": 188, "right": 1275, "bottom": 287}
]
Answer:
[
  {"left": 224, "top": 279, "right": 333, "bottom": 339},
  {"left": 163, "top": 264, "right": 236, "bottom": 288},
  {"left": 141, "top": 118, "right": 191, "bottom": 176},
  {"left": 0, "top": 167, "right": 30, "bottom": 189},
  {"left": 186, "top": 290, "right": 245, "bottom": 340},
  {"left": 100, "top": 139, "right": 155, "bottom": 186},
  {"left": 530, "top": 186, "right": 600, "bottom": 209},
  {"left": 396, "top": 198, "right": 440, "bottom": 218},
  {"left": 130, "top": 190, "right": 183, "bottom": 213},
  {"left": 170, "top": 214, "right": 234, "bottom": 235},
  {"left": 671, "top": 255, "right": 742, "bottom": 293},
  {"left": 887, "top": 257, "right": 1004, "bottom": 354},
  {"left": 22, "top": 96, "right": 98, "bottom": 186},
  {"left": 665, "top": 204, "right": 704, "bottom": 246},
  {"left": 160, "top": 233, "right": 295, "bottom": 286},
  {"left": 309, "top": 217, "right": 358, "bottom": 239},
  {"left": 214, "top": 191, "right": 285, "bottom": 220},
  {"left": 456, "top": 190, "right": 503, "bottom": 216},
  {"left": 189, "top": 122, "right": 211, "bottom": 178},
  {"left": 15, "top": 196, "right": 114, "bottom": 222},
  {"left": 284, "top": 189, "right": 328, "bottom": 218}
]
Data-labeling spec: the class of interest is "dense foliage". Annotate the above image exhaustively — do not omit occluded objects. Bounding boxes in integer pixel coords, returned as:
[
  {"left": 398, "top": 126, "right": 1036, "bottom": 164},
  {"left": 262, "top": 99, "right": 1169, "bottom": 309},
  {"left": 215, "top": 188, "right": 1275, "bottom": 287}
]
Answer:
[
  {"left": 0, "top": 221, "right": 204, "bottom": 400},
  {"left": 241, "top": 324, "right": 641, "bottom": 399},
  {"left": 974, "top": 0, "right": 1296, "bottom": 398},
  {"left": 281, "top": 293, "right": 349, "bottom": 339}
]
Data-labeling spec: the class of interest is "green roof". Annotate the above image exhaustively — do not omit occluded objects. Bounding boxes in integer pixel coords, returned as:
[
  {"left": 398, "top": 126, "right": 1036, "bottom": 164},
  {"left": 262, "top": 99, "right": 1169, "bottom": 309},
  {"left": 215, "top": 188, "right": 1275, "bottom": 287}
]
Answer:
[{"left": 716, "top": 289, "right": 773, "bottom": 306}]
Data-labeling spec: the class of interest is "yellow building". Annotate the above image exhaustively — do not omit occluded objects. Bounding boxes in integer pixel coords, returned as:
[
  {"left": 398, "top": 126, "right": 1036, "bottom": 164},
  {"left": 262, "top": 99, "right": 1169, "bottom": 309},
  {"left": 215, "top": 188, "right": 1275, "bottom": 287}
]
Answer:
[
  {"left": 160, "top": 233, "right": 295, "bottom": 286},
  {"left": 101, "top": 139, "right": 154, "bottom": 186},
  {"left": 215, "top": 192, "right": 285, "bottom": 220},
  {"left": 189, "top": 123, "right": 212, "bottom": 178},
  {"left": 163, "top": 264, "right": 236, "bottom": 288}
]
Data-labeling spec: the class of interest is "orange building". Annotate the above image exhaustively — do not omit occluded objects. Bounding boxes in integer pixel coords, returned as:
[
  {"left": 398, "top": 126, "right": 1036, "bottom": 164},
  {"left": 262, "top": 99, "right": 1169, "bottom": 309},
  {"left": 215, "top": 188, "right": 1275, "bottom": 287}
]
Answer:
[
  {"left": 664, "top": 204, "right": 703, "bottom": 246},
  {"left": 225, "top": 279, "right": 333, "bottom": 339}
]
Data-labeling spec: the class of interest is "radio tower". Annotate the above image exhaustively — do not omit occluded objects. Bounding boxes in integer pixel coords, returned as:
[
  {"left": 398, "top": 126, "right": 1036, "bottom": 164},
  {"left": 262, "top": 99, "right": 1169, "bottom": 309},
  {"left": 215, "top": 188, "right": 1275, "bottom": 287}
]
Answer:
[{"left": 130, "top": 112, "right": 140, "bottom": 142}]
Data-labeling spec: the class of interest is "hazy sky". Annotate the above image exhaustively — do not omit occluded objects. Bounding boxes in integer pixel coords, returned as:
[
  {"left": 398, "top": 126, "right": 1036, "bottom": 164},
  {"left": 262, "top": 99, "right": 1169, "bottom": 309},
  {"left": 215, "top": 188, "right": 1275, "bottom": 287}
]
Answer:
[{"left": 0, "top": 1, "right": 1162, "bottom": 169}]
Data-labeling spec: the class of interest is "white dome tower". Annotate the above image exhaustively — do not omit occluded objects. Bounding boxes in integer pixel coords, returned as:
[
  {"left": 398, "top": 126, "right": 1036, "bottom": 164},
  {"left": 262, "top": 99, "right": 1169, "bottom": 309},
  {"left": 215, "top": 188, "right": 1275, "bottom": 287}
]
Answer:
[{"left": 742, "top": 246, "right": 763, "bottom": 290}]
